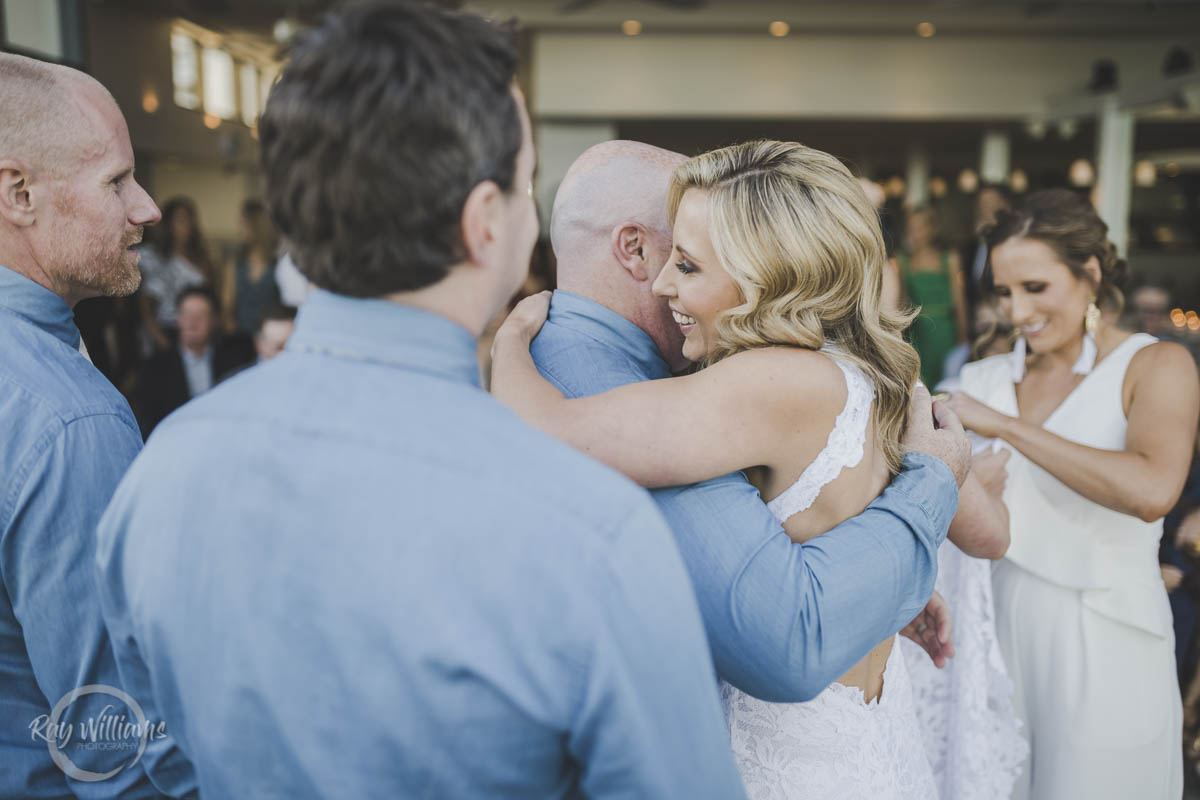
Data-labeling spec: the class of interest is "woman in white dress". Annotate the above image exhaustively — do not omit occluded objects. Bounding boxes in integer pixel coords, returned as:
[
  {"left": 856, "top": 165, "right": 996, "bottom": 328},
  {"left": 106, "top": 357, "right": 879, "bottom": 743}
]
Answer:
[
  {"left": 944, "top": 189, "right": 1199, "bottom": 800},
  {"left": 491, "top": 140, "right": 1008, "bottom": 798}
]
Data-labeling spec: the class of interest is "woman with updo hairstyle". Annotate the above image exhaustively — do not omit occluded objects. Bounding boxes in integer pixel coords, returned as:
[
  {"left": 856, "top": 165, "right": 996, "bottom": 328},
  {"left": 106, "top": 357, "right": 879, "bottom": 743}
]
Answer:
[
  {"left": 492, "top": 140, "right": 1009, "bottom": 797},
  {"left": 944, "top": 188, "right": 1199, "bottom": 799}
]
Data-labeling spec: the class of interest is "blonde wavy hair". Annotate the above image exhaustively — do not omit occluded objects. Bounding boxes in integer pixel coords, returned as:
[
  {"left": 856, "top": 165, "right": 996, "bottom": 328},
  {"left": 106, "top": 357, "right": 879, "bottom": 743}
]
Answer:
[{"left": 667, "top": 140, "right": 921, "bottom": 475}]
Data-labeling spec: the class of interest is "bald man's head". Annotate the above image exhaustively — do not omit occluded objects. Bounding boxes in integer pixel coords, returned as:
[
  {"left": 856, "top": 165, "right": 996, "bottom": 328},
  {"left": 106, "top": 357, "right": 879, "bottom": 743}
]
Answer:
[
  {"left": 551, "top": 140, "right": 684, "bottom": 269},
  {"left": 0, "top": 54, "right": 160, "bottom": 306},
  {"left": 0, "top": 54, "right": 112, "bottom": 179},
  {"left": 550, "top": 140, "right": 689, "bottom": 369}
]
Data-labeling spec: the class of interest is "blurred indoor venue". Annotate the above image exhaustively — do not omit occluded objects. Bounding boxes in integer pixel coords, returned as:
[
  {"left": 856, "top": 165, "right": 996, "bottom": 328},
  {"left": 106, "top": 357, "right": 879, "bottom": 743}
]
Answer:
[{"left": 3, "top": 0, "right": 1199, "bottom": 378}]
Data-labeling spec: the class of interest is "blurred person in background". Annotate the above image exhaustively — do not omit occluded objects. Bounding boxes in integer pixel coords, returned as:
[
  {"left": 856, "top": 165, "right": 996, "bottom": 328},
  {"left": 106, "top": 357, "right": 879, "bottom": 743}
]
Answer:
[
  {"left": 962, "top": 184, "right": 1011, "bottom": 324},
  {"left": 137, "top": 196, "right": 216, "bottom": 352},
  {"left": 940, "top": 297, "right": 1016, "bottom": 386},
  {"left": 945, "top": 188, "right": 1199, "bottom": 800},
  {"left": 1129, "top": 285, "right": 1176, "bottom": 340},
  {"left": 134, "top": 286, "right": 253, "bottom": 438},
  {"left": 251, "top": 304, "right": 296, "bottom": 362},
  {"left": 897, "top": 207, "right": 968, "bottom": 387},
  {"left": 0, "top": 52, "right": 192, "bottom": 798},
  {"left": 222, "top": 199, "right": 282, "bottom": 335},
  {"left": 1167, "top": 434, "right": 1200, "bottom": 781}
]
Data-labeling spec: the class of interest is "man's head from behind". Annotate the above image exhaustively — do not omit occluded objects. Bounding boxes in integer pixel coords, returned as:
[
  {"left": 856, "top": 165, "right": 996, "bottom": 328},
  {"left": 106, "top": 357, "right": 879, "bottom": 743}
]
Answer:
[
  {"left": 0, "top": 54, "right": 160, "bottom": 306},
  {"left": 259, "top": 0, "right": 537, "bottom": 311},
  {"left": 551, "top": 140, "right": 688, "bottom": 371}
]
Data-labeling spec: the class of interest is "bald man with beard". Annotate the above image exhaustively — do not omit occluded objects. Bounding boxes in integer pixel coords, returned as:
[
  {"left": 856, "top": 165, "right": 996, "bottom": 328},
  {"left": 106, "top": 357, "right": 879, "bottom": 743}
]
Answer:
[
  {"left": 529, "top": 140, "right": 963, "bottom": 702},
  {"left": 0, "top": 55, "right": 192, "bottom": 797}
]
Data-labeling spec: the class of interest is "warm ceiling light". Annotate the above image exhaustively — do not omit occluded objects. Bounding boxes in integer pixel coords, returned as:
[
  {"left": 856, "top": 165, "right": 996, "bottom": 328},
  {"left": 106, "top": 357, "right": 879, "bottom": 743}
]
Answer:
[
  {"left": 957, "top": 168, "right": 979, "bottom": 194},
  {"left": 141, "top": 88, "right": 160, "bottom": 114},
  {"left": 928, "top": 176, "right": 948, "bottom": 198},
  {"left": 1134, "top": 160, "right": 1157, "bottom": 187},
  {"left": 621, "top": 19, "right": 642, "bottom": 36},
  {"left": 1009, "top": 168, "right": 1029, "bottom": 193},
  {"left": 203, "top": 113, "right": 221, "bottom": 130},
  {"left": 1165, "top": 162, "right": 1181, "bottom": 178},
  {"left": 1068, "top": 158, "right": 1095, "bottom": 187},
  {"left": 884, "top": 175, "right": 906, "bottom": 198},
  {"left": 768, "top": 21, "right": 790, "bottom": 37},
  {"left": 916, "top": 22, "right": 936, "bottom": 38}
]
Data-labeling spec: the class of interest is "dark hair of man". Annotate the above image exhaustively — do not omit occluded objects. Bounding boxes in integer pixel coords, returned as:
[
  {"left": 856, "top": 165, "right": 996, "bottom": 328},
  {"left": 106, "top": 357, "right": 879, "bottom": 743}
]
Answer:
[
  {"left": 175, "top": 285, "right": 220, "bottom": 313},
  {"left": 256, "top": 304, "right": 298, "bottom": 331},
  {"left": 258, "top": 0, "right": 521, "bottom": 298}
]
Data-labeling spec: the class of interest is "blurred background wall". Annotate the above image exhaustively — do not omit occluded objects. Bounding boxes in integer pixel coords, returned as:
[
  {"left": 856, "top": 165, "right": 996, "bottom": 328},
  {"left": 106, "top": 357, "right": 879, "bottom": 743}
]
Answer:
[{"left": 2, "top": 0, "right": 1198, "bottom": 309}]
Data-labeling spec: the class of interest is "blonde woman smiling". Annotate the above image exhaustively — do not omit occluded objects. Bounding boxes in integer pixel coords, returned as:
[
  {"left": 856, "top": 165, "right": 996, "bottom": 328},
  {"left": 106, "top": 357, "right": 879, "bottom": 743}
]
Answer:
[{"left": 492, "top": 140, "right": 1008, "bottom": 799}]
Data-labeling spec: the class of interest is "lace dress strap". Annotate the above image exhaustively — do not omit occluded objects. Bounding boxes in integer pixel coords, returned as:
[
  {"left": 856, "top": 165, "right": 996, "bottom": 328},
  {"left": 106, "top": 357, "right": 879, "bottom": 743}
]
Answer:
[{"left": 766, "top": 356, "right": 875, "bottom": 524}]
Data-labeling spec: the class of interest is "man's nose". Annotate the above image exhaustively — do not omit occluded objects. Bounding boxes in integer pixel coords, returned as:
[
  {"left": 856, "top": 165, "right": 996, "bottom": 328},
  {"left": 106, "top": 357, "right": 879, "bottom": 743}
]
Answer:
[{"left": 129, "top": 179, "right": 162, "bottom": 226}]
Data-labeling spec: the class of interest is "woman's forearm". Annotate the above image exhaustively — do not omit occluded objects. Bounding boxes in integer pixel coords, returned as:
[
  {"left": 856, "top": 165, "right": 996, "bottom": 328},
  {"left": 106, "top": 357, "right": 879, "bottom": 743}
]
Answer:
[
  {"left": 999, "top": 416, "right": 1180, "bottom": 522},
  {"left": 947, "top": 473, "right": 1009, "bottom": 559}
]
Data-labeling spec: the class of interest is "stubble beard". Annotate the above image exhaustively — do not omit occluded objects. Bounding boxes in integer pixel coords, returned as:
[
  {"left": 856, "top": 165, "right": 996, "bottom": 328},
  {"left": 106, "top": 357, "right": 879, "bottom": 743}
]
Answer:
[{"left": 63, "top": 231, "right": 144, "bottom": 300}]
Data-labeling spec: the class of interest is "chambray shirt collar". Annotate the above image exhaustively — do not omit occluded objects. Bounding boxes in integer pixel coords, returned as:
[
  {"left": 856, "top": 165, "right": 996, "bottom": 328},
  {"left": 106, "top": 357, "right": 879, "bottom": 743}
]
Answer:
[
  {"left": 548, "top": 290, "right": 672, "bottom": 380},
  {"left": 0, "top": 263, "right": 80, "bottom": 349},
  {"left": 287, "top": 288, "right": 481, "bottom": 388}
]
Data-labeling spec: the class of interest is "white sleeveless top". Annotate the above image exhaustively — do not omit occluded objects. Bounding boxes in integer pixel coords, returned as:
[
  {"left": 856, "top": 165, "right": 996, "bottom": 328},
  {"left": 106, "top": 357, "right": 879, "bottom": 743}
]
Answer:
[{"left": 959, "top": 332, "right": 1170, "bottom": 638}]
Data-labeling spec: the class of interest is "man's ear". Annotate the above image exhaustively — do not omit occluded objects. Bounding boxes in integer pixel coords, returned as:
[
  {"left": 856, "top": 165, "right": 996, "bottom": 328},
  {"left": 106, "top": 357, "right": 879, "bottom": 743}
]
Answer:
[
  {"left": 0, "top": 160, "right": 36, "bottom": 227},
  {"left": 611, "top": 222, "right": 651, "bottom": 281},
  {"left": 459, "top": 179, "right": 505, "bottom": 268}
]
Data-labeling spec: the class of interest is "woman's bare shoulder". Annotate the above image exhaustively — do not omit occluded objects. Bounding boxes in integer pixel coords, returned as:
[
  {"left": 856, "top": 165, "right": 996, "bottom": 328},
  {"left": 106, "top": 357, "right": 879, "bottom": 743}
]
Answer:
[{"left": 710, "top": 346, "right": 850, "bottom": 418}]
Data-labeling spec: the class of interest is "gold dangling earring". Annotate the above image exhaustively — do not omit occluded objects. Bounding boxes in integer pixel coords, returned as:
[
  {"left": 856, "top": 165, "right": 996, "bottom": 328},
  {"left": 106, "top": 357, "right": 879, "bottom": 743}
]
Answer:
[{"left": 1085, "top": 298, "right": 1101, "bottom": 335}]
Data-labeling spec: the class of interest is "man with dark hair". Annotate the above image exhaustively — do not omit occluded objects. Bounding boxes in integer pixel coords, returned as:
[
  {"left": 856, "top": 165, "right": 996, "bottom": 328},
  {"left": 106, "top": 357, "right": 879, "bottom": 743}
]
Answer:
[
  {"left": 95, "top": 3, "right": 747, "bottom": 798},
  {"left": 133, "top": 286, "right": 254, "bottom": 437},
  {"left": 0, "top": 53, "right": 190, "bottom": 797}
]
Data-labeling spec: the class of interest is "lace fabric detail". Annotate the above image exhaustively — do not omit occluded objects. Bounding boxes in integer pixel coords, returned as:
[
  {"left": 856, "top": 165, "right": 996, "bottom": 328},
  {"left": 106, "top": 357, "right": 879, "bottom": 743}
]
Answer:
[
  {"left": 899, "top": 543, "right": 1028, "bottom": 800},
  {"left": 721, "top": 636, "right": 938, "bottom": 800},
  {"left": 766, "top": 356, "right": 875, "bottom": 523}
]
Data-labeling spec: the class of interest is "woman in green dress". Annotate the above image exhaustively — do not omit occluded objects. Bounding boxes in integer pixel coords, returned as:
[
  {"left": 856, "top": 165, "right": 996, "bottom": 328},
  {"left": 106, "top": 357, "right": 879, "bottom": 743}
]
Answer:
[{"left": 896, "top": 207, "right": 968, "bottom": 387}]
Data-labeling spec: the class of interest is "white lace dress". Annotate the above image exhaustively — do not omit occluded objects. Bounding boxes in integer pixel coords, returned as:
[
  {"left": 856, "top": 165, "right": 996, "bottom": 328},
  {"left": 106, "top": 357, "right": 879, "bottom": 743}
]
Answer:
[
  {"left": 721, "top": 356, "right": 937, "bottom": 800},
  {"left": 898, "top": 539, "right": 1028, "bottom": 800}
]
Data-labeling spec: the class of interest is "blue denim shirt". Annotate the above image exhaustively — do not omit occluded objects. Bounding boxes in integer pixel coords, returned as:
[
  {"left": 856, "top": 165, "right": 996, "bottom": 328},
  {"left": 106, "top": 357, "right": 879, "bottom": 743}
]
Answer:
[
  {"left": 531, "top": 290, "right": 958, "bottom": 702},
  {"left": 95, "top": 290, "right": 747, "bottom": 799},
  {"left": 0, "top": 265, "right": 180, "bottom": 797}
]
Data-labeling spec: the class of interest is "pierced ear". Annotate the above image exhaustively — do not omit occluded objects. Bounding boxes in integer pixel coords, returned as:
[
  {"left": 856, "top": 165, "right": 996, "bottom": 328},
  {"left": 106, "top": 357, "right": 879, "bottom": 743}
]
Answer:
[
  {"left": 1082, "top": 254, "right": 1102, "bottom": 287},
  {"left": 0, "top": 162, "right": 36, "bottom": 227},
  {"left": 612, "top": 223, "right": 649, "bottom": 281},
  {"left": 459, "top": 180, "right": 503, "bottom": 267}
]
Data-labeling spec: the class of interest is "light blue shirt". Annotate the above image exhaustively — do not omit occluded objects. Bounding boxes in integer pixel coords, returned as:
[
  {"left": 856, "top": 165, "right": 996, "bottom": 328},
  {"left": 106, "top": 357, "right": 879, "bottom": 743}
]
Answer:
[
  {"left": 95, "top": 289, "right": 748, "bottom": 799},
  {"left": 531, "top": 290, "right": 959, "bottom": 702},
  {"left": 0, "top": 265, "right": 182, "bottom": 798}
]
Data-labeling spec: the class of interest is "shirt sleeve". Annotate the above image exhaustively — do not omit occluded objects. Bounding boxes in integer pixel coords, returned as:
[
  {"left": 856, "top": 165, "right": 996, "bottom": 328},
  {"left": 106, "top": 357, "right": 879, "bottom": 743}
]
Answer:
[
  {"left": 652, "top": 452, "right": 958, "bottom": 703},
  {"left": 0, "top": 413, "right": 186, "bottom": 798},
  {"left": 568, "top": 499, "right": 748, "bottom": 799}
]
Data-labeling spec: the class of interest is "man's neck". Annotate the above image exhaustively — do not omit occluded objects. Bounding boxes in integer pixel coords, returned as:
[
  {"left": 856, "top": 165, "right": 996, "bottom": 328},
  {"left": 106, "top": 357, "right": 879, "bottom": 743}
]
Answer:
[
  {"left": 381, "top": 265, "right": 504, "bottom": 340},
  {"left": 0, "top": 245, "right": 84, "bottom": 306}
]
